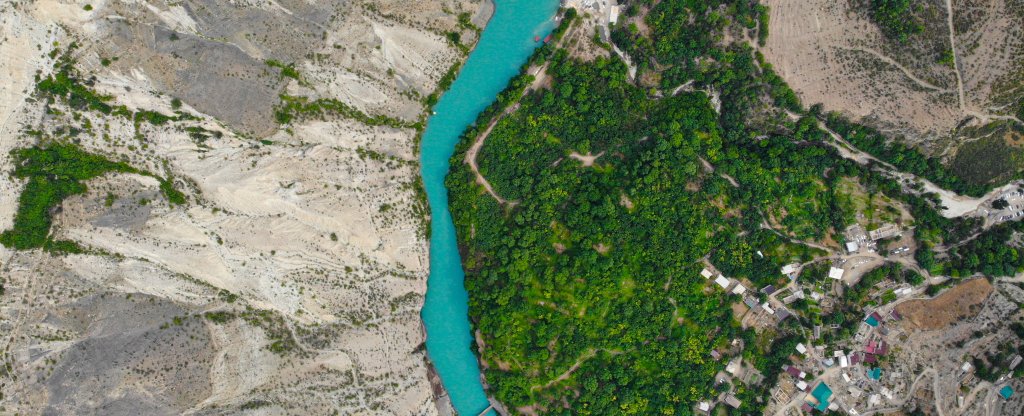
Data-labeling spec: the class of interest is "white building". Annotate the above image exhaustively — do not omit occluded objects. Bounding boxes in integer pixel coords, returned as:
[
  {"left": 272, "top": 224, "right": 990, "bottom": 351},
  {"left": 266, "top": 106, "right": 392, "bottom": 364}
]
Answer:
[
  {"left": 726, "top": 357, "right": 742, "bottom": 375},
  {"left": 714, "top": 275, "right": 730, "bottom": 289},
  {"left": 700, "top": 268, "right": 713, "bottom": 279},
  {"left": 828, "top": 267, "right": 844, "bottom": 280},
  {"left": 781, "top": 263, "right": 799, "bottom": 275}
]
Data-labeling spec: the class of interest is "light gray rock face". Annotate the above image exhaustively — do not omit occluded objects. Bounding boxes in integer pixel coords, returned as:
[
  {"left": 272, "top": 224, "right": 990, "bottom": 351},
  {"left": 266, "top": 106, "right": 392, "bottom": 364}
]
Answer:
[
  {"left": 102, "top": 20, "right": 287, "bottom": 135},
  {"left": 41, "top": 294, "right": 213, "bottom": 416}
]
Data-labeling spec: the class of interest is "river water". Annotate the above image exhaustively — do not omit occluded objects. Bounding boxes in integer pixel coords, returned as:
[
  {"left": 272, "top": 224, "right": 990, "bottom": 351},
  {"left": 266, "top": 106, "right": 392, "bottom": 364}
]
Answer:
[{"left": 419, "top": 1, "right": 560, "bottom": 414}]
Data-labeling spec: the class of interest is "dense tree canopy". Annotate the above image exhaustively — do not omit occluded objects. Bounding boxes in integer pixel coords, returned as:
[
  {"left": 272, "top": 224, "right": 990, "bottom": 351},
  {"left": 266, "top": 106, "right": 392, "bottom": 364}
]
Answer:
[{"left": 445, "top": 1, "right": 1021, "bottom": 414}]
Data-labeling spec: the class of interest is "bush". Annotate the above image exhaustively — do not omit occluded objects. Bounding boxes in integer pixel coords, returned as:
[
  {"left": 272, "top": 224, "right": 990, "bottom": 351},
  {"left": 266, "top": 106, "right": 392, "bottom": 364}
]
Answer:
[{"left": 870, "top": 0, "right": 923, "bottom": 41}]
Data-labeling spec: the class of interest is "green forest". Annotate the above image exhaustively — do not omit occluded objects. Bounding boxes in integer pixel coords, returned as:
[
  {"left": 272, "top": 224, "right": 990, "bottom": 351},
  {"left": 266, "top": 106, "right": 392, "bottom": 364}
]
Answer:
[{"left": 445, "top": 1, "right": 1024, "bottom": 414}]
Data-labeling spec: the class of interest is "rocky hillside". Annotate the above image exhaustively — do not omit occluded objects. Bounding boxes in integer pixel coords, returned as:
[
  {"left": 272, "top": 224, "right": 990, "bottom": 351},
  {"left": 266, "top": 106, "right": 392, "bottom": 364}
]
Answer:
[
  {"left": 762, "top": 0, "right": 1024, "bottom": 189},
  {"left": 0, "top": 0, "right": 491, "bottom": 414}
]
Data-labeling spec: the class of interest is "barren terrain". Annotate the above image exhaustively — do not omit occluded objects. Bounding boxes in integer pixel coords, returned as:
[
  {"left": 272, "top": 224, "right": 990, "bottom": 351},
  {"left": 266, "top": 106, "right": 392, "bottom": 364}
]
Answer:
[
  {"left": 896, "top": 278, "right": 993, "bottom": 330},
  {"left": 0, "top": 0, "right": 492, "bottom": 414}
]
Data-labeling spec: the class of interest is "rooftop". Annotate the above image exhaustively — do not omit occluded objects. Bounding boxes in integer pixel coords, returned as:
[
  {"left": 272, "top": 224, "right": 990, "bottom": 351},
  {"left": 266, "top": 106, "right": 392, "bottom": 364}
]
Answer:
[
  {"left": 865, "top": 315, "right": 879, "bottom": 327},
  {"left": 810, "top": 382, "right": 833, "bottom": 411}
]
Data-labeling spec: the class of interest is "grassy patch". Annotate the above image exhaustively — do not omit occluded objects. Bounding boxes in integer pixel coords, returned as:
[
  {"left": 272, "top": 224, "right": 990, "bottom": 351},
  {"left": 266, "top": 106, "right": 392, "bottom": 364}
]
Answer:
[
  {"left": 38, "top": 46, "right": 189, "bottom": 128},
  {"left": 950, "top": 123, "right": 1024, "bottom": 187},
  {"left": 265, "top": 59, "right": 301, "bottom": 81},
  {"left": 274, "top": 94, "right": 417, "bottom": 128},
  {"left": 834, "top": 176, "right": 903, "bottom": 229}
]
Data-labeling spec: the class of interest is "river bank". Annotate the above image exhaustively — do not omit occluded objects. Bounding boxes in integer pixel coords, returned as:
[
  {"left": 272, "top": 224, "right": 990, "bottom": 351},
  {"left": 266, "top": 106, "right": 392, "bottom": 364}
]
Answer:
[{"left": 419, "top": 1, "right": 561, "bottom": 415}]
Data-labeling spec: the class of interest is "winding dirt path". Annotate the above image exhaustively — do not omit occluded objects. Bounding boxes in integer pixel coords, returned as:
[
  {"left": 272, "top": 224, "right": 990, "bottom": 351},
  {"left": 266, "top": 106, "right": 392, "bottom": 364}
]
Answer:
[
  {"left": 785, "top": 109, "right": 1022, "bottom": 219},
  {"left": 530, "top": 348, "right": 622, "bottom": 391},
  {"left": 832, "top": 45, "right": 951, "bottom": 92},
  {"left": 464, "top": 108, "right": 516, "bottom": 206},
  {"left": 945, "top": 0, "right": 966, "bottom": 112},
  {"left": 940, "top": 0, "right": 1022, "bottom": 127},
  {"left": 568, "top": 151, "right": 605, "bottom": 167},
  {"left": 463, "top": 64, "right": 552, "bottom": 206}
]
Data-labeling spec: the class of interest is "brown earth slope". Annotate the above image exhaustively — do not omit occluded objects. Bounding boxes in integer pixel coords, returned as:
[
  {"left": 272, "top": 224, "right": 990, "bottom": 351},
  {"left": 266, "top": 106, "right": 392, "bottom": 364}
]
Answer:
[{"left": 762, "top": 0, "right": 1024, "bottom": 159}]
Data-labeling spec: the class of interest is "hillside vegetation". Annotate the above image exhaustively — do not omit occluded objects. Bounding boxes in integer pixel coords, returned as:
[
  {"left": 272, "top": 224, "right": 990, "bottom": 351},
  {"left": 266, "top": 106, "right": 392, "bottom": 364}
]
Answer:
[{"left": 448, "top": 1, "right": 1024, "bottom": 414}]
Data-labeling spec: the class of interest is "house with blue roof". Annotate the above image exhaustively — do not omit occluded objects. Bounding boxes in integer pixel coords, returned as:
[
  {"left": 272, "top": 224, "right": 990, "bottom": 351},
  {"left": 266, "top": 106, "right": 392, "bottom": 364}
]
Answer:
[
  {"left": 864, "top": 312, "right": 882, "bottom": 327},
  {"left": 808, "top": 382, "right": 833, "bottom": 411}
]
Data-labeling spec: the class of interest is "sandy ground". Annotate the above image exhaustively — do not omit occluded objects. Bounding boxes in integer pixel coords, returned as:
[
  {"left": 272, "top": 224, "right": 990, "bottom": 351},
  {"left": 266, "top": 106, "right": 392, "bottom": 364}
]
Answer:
[
  {"left": 0, "top": 0, "right": 491, "bottom": 414},
  {"left": 569, "top": 151, "right": 605, "bottom": 167}
]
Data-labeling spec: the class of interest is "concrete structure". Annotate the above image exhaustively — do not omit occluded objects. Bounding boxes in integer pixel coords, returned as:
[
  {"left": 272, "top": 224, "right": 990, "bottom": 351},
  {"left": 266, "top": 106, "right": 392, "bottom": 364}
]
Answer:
[
  {"left": 782, "top": 290, "right": 805, "bottom": 304},
  {"left": 864, "top": 312, "right": 882, "bottom": 327},
  {"left": 781, "top": 263, "right": 799, "bottom": 275},
  {"left": 869, "top": 223, "right": 900, "bottom": 241},
  {"left": 726, "top": 357, "right": 742, "bottom": 375},
  {"left": 808, "top": 382, "right": 833, "bottom": 412}
]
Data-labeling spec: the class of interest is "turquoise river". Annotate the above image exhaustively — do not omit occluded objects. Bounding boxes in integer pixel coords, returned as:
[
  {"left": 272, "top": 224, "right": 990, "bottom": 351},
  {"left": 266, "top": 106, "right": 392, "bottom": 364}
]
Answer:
[{"left": 419, "top": 0, "right": 560, "bottom": 414}]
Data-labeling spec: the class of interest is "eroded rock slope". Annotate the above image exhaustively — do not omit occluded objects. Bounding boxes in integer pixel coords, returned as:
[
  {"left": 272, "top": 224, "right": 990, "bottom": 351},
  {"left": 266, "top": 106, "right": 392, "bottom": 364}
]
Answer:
[{"left": 0, "top": 0, "right": 492, "bottom": 414}]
